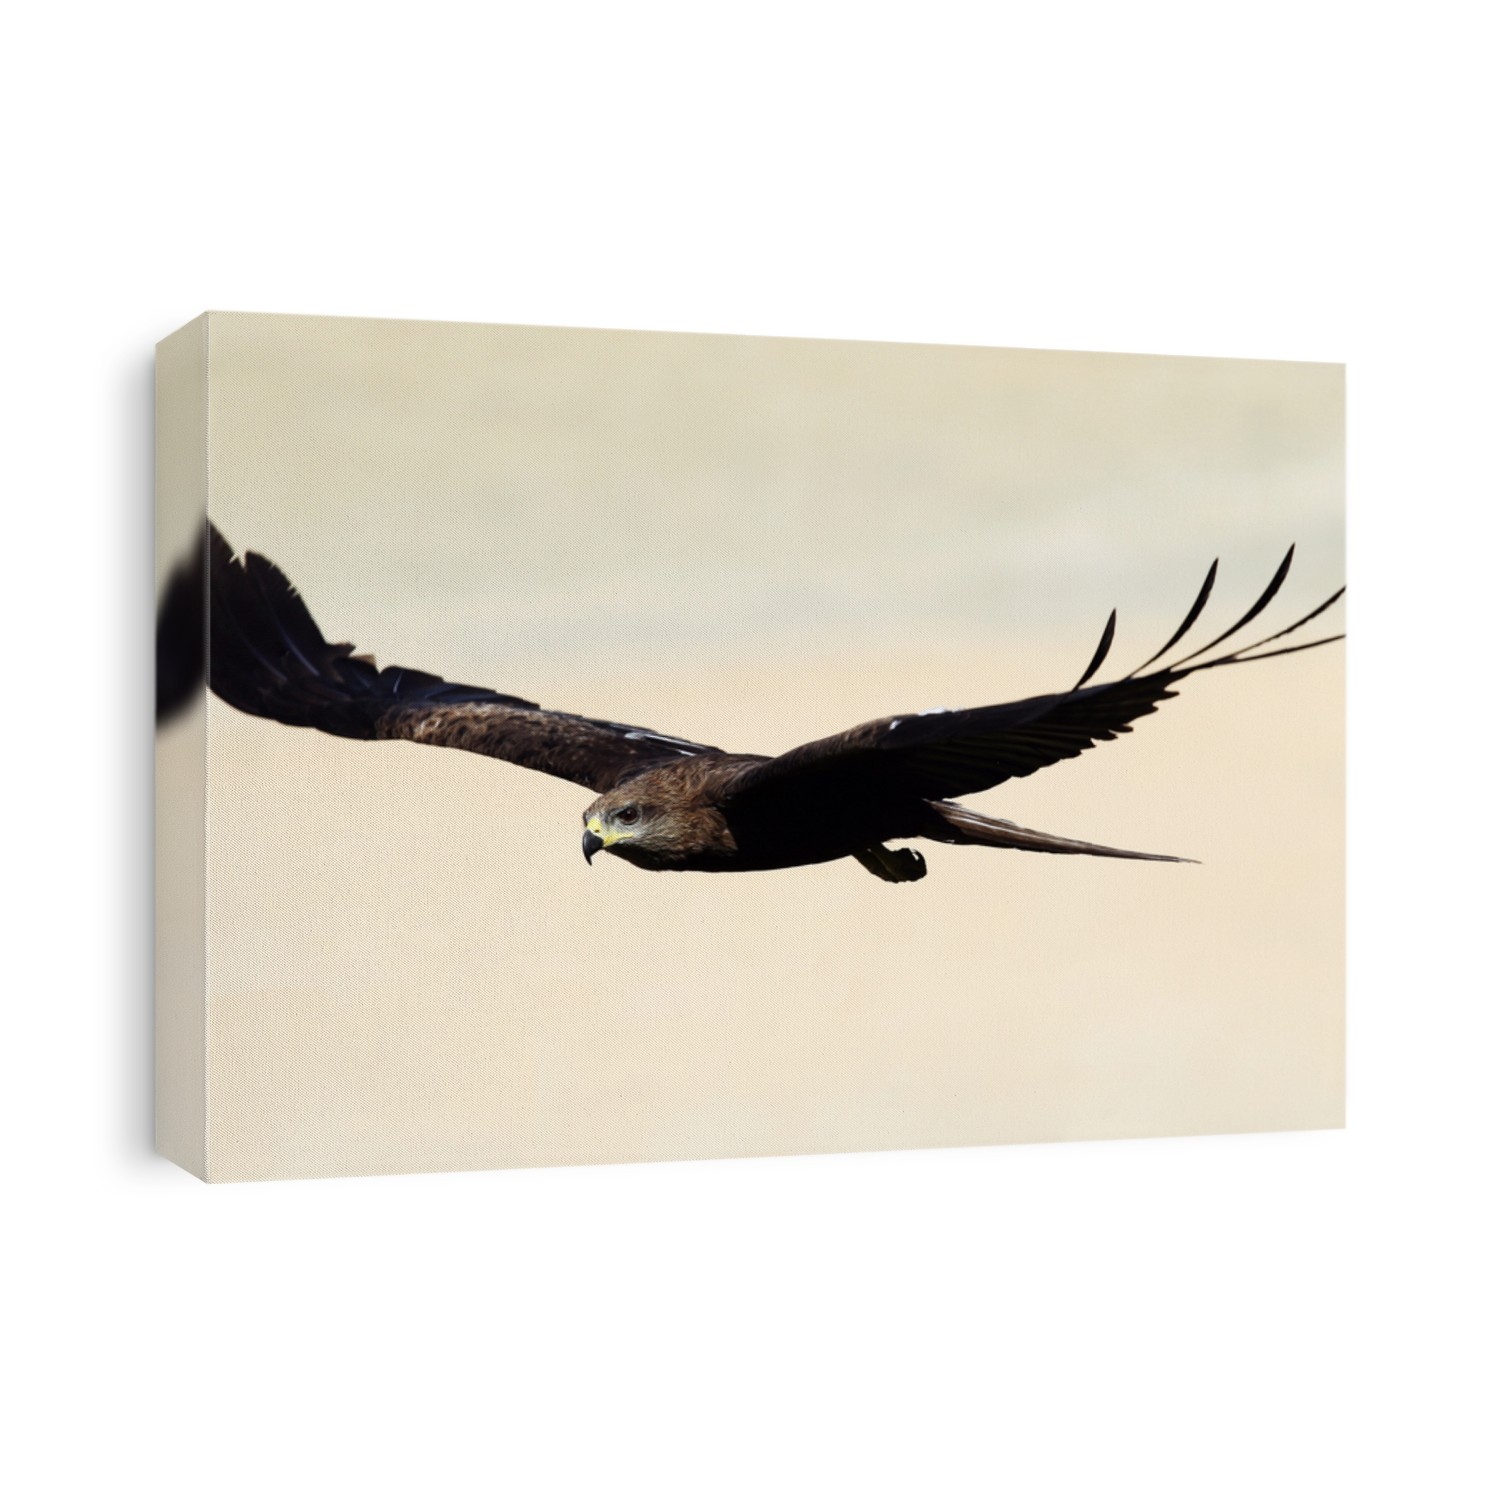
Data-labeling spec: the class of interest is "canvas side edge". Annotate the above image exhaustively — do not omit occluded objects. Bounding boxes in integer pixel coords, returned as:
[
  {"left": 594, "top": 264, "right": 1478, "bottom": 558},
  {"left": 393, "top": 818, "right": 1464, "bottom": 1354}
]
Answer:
[{"left": 154, "top": 316, "right": 210, "bottom": 1180}]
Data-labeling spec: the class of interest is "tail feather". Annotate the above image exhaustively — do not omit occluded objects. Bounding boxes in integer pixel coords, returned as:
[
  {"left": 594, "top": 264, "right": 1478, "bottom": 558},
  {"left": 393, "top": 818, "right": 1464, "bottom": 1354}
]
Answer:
[{"left": 925, "top": 800, "right": 1195, "bottom": 864}]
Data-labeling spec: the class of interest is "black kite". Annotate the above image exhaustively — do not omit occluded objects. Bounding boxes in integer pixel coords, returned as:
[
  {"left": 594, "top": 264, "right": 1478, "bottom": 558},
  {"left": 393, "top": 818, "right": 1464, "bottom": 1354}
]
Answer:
[{"left": 169, "top": 524, "right": 1343, "bottom": 883}]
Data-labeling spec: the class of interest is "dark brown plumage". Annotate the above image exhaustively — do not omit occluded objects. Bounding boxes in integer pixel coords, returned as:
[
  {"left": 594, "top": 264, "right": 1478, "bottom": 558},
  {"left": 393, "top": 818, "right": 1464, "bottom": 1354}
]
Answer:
[{"left": 184, "top": 522, "right": 1343, "bottom": 883}]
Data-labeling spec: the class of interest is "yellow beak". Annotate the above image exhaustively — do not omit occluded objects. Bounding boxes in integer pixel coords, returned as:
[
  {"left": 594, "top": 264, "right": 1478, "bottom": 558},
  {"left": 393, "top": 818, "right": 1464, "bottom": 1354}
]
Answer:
[{"left": 582, "top": 814, "right": 631, "bottom": 864}]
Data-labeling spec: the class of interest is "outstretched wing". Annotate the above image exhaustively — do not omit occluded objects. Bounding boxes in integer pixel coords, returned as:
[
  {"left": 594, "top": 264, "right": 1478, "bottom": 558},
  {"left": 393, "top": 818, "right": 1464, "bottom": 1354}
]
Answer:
[
  {"left": 155, "top": 528, "right": 207, "bottom": 725},
  {"left": 206, "top": 523, "right": 720, "bottom": 793},
  {"left": 723, "top": 548, "right": 1343, "bottom": 807}
]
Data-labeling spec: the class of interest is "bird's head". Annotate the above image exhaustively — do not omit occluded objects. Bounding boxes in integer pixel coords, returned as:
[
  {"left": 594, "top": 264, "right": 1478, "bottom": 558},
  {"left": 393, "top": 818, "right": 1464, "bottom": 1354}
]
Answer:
[
  {"left": 581, "top": 791, "right": 668, "bottom": 867},
  {"left": 580, "top": 775, "right": 737, "bottom": 871}
]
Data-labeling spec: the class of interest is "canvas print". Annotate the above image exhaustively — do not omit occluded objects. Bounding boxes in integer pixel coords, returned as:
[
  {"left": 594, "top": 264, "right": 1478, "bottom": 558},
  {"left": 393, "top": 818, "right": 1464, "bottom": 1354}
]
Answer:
[{"left": 155, "top": 313, "right": 1344, "bottom": 1182}]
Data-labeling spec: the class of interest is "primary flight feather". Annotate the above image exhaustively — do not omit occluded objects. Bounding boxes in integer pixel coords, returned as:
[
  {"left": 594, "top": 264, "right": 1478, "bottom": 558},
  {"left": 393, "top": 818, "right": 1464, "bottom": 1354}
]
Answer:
[{"left": 168, "top": 523, "right": 1343, "bottom": 884}]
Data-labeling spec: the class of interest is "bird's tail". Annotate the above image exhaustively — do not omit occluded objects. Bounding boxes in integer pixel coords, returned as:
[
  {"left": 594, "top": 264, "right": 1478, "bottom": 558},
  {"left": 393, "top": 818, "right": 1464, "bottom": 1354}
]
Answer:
[{"left": 923, "top": 800, "right": 1195, "bottom": 863}]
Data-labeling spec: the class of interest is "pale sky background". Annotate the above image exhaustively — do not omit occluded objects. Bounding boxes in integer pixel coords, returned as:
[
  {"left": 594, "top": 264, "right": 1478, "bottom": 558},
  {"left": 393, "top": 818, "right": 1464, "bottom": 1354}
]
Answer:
[{"left": 163, "top": 311, "right": 1343, "bottom": 1181}]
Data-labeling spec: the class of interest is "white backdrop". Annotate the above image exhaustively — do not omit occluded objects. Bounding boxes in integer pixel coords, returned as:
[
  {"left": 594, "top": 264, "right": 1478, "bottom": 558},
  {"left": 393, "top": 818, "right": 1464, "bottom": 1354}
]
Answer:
[{"left": 3, "top": 3, "right": 1495, "bottom": 1495}]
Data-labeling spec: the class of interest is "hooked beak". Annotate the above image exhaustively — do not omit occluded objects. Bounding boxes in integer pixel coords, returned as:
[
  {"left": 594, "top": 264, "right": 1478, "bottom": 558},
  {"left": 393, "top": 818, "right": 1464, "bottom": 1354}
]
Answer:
[{"left": 582, "top": 828, "right": 605, "bottom": 864}]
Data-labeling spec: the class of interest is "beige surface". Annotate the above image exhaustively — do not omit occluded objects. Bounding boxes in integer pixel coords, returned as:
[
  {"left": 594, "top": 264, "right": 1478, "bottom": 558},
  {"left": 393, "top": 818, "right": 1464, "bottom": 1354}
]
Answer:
[
  {"left": 154, "top": 317, "right": 207, "bottom": 1177},
  {"left": 191, "top": 312, "right": 1343, "bottom": 1181}
]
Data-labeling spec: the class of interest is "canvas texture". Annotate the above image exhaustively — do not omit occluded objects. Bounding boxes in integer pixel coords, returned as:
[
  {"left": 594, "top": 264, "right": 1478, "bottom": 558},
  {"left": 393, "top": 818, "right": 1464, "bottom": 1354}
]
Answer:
[{"left": 154, "top": 312, "right": 1344, "bottom": 1182}]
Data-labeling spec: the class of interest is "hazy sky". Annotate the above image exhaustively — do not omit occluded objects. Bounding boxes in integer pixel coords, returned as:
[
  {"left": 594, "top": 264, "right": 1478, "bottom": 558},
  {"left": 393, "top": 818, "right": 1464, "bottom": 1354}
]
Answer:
[{"left": 173, "top": 312, "right": 1343, "bottom": 1180}]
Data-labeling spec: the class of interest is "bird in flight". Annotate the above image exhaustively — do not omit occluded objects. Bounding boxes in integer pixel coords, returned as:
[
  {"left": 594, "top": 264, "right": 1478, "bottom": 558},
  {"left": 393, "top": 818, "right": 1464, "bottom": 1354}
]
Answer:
[{"left": 180, "top": 524, "right": 1343, "bottom": 883}]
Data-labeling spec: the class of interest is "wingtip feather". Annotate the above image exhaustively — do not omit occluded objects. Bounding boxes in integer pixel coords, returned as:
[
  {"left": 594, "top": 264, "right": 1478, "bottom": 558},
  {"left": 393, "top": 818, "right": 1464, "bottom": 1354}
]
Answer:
[
  {"left": 1167, "top": 545, "right": 1298, "bottom": 669},
  {"left": 1130, "top": 557, "right": 1219, "bottom": 676},
  {"left": 1072, "top": 608, "right": 1117, "bottom": 691}
]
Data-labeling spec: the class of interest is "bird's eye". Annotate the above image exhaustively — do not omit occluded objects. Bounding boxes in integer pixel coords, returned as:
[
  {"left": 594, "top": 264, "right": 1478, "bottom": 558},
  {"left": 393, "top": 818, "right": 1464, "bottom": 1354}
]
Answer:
[{"left": 617, "top": 806, "right": 640, "bottom": 825}]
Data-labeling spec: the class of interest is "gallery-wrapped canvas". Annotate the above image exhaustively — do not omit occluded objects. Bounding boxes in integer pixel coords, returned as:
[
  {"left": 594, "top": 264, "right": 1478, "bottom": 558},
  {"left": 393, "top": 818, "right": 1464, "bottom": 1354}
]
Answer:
[{"left": 155, "top": 312, "right": 1344, "bottom": 1182}]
